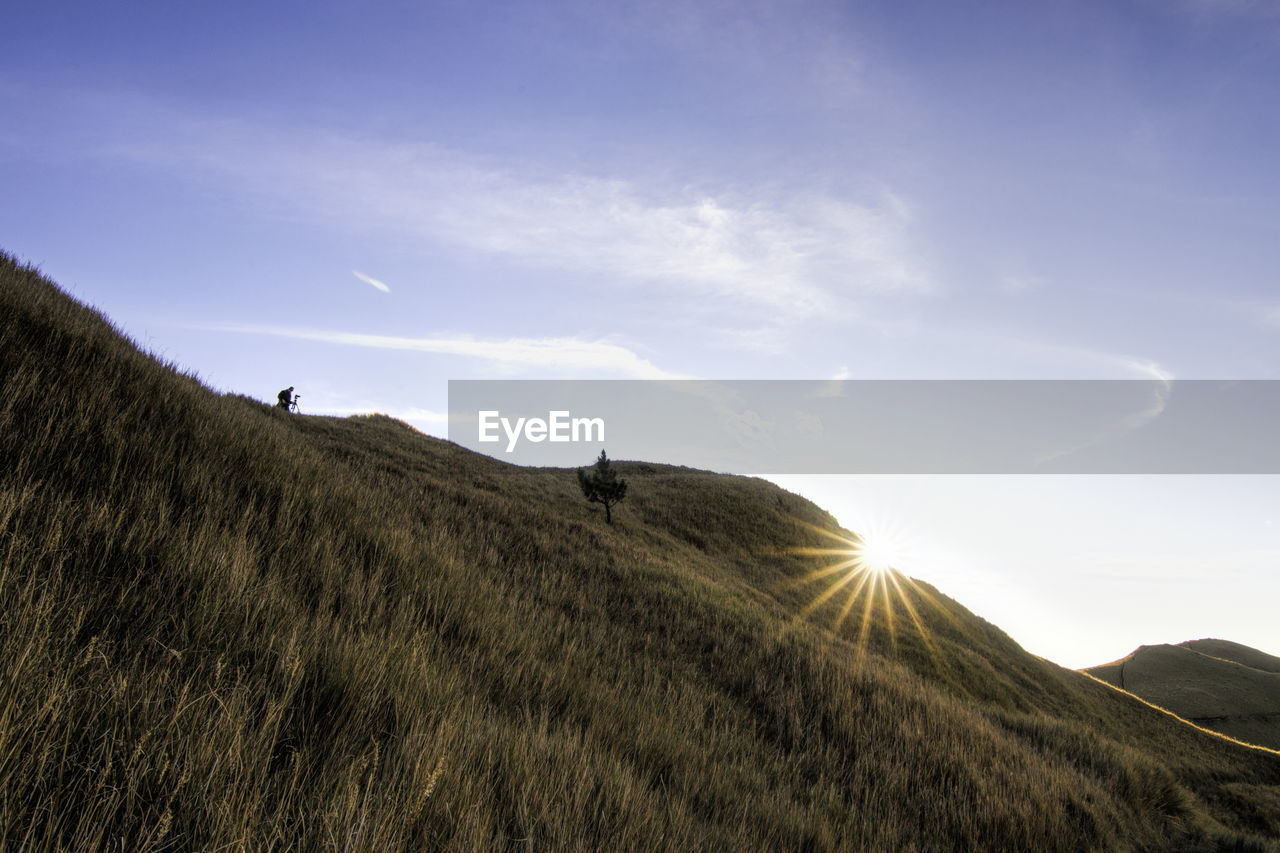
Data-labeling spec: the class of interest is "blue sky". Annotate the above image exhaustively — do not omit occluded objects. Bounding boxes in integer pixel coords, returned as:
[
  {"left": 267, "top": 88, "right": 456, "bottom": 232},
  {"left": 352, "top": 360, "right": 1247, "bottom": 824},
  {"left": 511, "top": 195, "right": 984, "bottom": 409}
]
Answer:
[{"left": 4, "top": 0, "right": 1280, "bottom": 667}]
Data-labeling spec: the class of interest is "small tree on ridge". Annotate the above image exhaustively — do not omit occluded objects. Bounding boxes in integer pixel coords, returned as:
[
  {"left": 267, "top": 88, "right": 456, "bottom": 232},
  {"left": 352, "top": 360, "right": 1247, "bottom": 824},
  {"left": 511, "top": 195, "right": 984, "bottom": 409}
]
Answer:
[{"left": 578, "top": 450, "right": 627, "bottom": 524}]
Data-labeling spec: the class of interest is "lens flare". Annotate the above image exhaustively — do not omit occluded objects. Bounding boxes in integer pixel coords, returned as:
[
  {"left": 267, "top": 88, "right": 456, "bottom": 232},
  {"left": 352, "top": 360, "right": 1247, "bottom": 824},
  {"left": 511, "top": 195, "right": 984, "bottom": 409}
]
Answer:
[
  {"left": 852, "top": 534, "right": 905, "bottom": 575},
  {"left": 785, "top": 517, "right": 958, "bottom": 665}
]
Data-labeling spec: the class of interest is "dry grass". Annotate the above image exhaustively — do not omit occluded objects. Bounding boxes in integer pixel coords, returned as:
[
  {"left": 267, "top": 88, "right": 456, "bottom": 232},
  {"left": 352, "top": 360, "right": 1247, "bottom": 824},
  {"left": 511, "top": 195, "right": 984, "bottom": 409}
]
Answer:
[{"left": 3, "top": 251, "right": 1280, "bottom": 850}]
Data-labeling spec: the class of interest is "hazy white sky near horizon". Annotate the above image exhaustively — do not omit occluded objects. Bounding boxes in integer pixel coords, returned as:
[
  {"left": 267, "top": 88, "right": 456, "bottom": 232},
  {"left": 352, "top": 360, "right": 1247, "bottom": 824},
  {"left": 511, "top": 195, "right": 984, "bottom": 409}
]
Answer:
[
  {"left": 4, "top": 0, "right": 1280, "bottom": 668},
  {"left": 769, "top": 475, "right": 1280, "bottom": 668}
]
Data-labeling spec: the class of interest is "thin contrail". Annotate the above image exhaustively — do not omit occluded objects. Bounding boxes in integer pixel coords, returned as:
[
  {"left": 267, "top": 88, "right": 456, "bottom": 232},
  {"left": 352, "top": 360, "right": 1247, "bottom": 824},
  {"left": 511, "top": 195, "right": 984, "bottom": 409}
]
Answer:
[{"left": 352, "top": 270, "right": 391, "bottom": 293}]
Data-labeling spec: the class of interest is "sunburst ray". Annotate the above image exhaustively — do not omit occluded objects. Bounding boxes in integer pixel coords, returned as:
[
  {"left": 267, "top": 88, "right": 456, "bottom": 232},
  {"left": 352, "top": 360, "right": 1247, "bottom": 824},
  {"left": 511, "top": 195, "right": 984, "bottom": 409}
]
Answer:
[{"left": 783, "top": 517, "right": 944, "bottom": 670}]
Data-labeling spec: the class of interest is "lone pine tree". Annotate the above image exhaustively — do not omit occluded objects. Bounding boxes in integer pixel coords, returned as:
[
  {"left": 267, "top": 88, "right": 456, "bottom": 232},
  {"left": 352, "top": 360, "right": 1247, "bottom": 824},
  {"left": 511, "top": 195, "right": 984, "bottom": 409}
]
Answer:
[{"left": 577, "top": 450, "right": 628, "bottom": 524}]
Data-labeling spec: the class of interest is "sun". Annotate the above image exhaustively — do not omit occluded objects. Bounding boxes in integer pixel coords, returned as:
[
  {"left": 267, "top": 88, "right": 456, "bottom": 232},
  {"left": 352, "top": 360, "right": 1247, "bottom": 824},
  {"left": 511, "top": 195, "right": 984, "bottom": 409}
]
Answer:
[
  {"left": 784, "top": 515, "right": 955, "bottom": 663},
  {"left": 818, "top": 514, "right": 915, "bottom": 577},
  {"left": 850, "top": 530, "right": 909, "bottom": 575}
]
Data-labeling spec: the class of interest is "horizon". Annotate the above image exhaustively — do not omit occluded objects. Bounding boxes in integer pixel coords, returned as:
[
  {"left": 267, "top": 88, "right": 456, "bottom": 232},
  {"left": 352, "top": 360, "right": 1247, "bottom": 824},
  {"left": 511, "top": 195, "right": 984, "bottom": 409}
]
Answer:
[{"left": 5, "top": 0, "right": 1280, "bottom": 669}]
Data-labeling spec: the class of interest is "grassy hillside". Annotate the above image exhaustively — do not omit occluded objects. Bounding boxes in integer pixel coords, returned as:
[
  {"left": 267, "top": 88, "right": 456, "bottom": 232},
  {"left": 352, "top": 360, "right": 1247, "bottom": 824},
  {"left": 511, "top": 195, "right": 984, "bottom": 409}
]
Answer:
[
  {"left": 1182, "top": 640, "right": 1280, "bottom": 675},
  {"left": 1088, "top": 642, "right": 1280, "bottom": 751},
  {"left": 3, "top": 251, "right": 1280, "bottom": 850}
]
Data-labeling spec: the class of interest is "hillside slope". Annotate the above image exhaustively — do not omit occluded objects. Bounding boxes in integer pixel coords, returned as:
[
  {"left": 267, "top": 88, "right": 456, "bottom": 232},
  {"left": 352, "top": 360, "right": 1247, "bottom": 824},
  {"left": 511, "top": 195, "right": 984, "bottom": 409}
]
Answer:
[
  {"left": 1088, "top": 641, "right": 1280, "bottom": 751},
  {"left": 3, "top": 251, "right": 1280, "bottom": 850},
  {"left": 1182, "top": 639, "right": 1280, "bottom": 675}
]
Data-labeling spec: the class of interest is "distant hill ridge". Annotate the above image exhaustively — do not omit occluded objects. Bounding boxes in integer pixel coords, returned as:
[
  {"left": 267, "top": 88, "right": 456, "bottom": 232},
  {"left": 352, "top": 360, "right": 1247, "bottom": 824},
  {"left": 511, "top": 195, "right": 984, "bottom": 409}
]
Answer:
[
  {"left": 1087, "top": 640, "right": 1280, "bottom": 751},
  {"left": 3, "top": 250, "right": 1280, "bottom": 850},
  {"left": 1181, "top": 639, "right": 1280, "bottom": 675}
]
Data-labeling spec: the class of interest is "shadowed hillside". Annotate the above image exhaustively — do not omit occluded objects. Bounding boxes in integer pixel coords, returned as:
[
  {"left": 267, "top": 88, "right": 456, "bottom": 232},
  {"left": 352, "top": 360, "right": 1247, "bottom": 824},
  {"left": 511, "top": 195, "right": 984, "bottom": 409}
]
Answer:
[
  {"left": 1182, "top": 640, "right": 1280, "bottom": 675},
  {"left": 1088, "top": 641, "right": 1280, "bottom": 751},
  {"left": 4, "top": 250, "right": 1280, "bottom": 850}
]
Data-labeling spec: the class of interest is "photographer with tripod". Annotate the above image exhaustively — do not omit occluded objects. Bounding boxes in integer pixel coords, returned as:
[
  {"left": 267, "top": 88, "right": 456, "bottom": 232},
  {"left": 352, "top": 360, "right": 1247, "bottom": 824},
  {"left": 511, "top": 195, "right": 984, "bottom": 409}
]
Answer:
[{"left": 276, "top": 386, "right": 301, "bottom": 413}]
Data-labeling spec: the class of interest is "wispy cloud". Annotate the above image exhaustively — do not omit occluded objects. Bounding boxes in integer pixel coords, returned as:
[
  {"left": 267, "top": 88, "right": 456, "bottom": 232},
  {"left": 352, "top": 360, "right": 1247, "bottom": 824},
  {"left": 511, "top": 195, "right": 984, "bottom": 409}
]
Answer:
[
  {"left": 969, "top": 332, "right": 1176, "bottom": 381},
  {"left": 352, "top": 270, "right": 390, "bottom": 293},
  {"left": 210, "top": 323, "right": 685, "bottom": 379},
  {"left": 116, "top": 116, "right": 931, "bottom": 327},
  {"left": 1030, "top": 350, "right": 1174, "bottom": 468}
]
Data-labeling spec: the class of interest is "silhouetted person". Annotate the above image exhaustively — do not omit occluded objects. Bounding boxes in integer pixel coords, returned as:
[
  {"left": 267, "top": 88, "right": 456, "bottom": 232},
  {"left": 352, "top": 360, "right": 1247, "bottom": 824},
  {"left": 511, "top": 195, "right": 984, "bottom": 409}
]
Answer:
[{"left": 277, "top": 386, "right": 295, "bottom": 410}]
